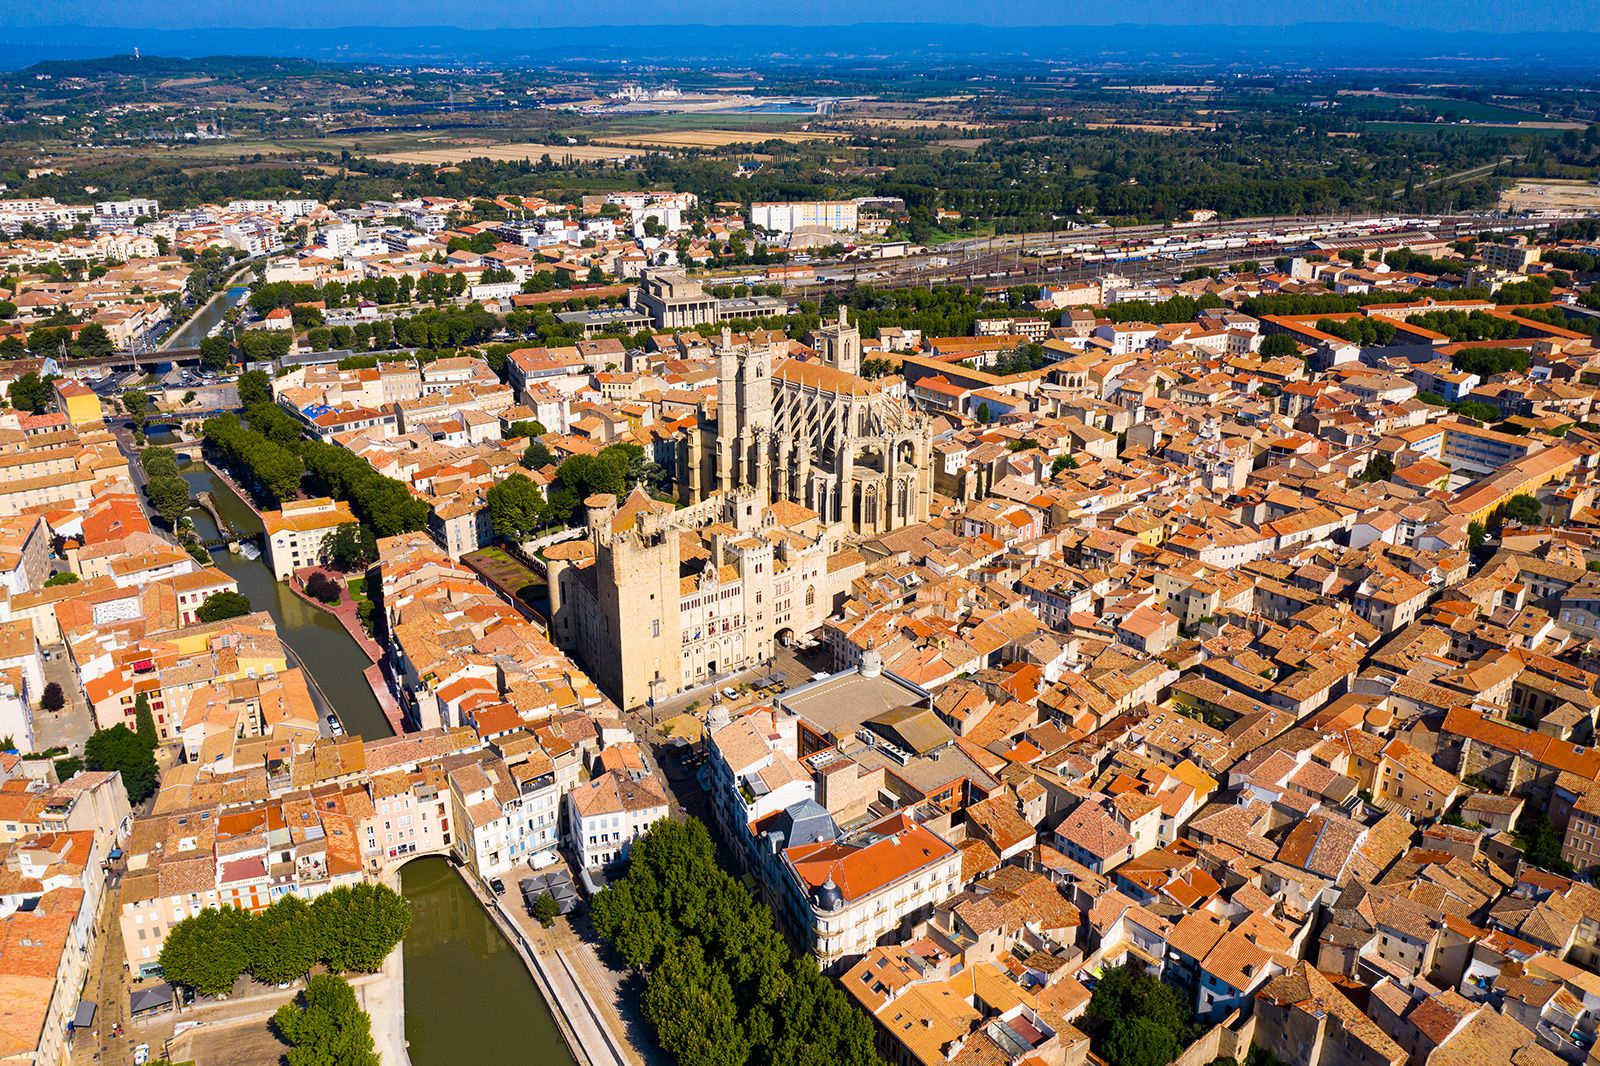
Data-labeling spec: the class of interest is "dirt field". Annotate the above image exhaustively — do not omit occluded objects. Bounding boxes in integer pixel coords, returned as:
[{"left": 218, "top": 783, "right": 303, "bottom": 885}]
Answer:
[
  {"left": 1498, "top": 180, "right": 1600, "bottom": 213},
  {"left": 841, "top": 118, "right": 985, "bottom": 131},
  {"left": 370, "top": 142, "right": 639, "bottom": 164},
  {"left": 1083, "top": 121, "right": 1218, "bottom": 133},
  {"left": 170, "top": 1016, "right": 290, "bottom": 1066},
  {"left": 594, "top": 129, "right": 844, "bottom": 149}
]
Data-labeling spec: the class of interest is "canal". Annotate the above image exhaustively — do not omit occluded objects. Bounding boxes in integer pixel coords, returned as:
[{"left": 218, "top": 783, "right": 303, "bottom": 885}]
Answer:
[
  {"left": 178, "top": 460, "right": 394, "bottom": 740},
  {"left": 400, "top": 859, "right": 576, "bottom": 1066},
  {"left": 175, "top": 456, "right": 576, "bottom": 1064},
  {"left": 165, "top": 285, "right": 249, "bottom": 350}
]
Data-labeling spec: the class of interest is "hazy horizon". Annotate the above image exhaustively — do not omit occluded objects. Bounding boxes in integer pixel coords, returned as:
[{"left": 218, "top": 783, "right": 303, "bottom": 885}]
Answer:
[{"left": 7, "top": 0, "right": 1598, "bottom": 33}]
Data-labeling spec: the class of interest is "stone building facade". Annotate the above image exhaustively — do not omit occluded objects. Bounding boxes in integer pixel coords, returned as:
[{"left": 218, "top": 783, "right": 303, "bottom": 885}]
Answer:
[
  {"left": 545, "top": 486, "right": 864, "bottom": 709},
  {"left": 678, "top": 310, "right": 934, "bottom": 538}
]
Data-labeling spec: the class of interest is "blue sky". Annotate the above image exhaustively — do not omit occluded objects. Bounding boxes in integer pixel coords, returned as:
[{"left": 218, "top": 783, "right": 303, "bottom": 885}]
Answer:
[{"left": 10, "top": 0, "right": 1595, "bottom": 31}]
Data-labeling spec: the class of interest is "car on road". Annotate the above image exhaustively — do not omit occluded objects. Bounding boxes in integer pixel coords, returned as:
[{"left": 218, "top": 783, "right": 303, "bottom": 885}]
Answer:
[{"left": 490, "top": 877, "right": 506, "bottom": 896}]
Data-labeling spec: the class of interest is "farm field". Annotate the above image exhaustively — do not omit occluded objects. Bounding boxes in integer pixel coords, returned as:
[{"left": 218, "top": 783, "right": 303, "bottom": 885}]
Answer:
[
  {"left": 1364, "top": 121, "right": 1574, "bottom": 137},
  {"left": 1336, "top": 92, "right": 1547, "bottom": 123},
  {"left": 371, "top": 141, "right": 640, "bottom": 164},
  {"left": 594, "top": 128, "right": 844, "bottom": 149}
]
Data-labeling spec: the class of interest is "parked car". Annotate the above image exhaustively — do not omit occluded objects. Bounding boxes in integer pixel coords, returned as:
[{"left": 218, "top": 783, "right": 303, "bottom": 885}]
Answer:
[
  {"left": 133, "top": 1045, "right": 150, "bottom": 1066},
  {"left": 721, "top": 686, "right": 740, "bottom": 702},
  {"left": 490, "top": 877, "right": 507, "bottom": 896}
]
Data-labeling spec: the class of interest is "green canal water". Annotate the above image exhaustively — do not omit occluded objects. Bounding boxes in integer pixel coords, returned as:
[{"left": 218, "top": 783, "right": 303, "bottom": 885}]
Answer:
[
  {"left": 400, "top": 859, "right": 576, "bottom": 1066},
  {"left": 179, "top": 461, "right": 392, "bottom": 739},
  {"left": 174, "top": 459, "right": 578, "bottom": 1065}
]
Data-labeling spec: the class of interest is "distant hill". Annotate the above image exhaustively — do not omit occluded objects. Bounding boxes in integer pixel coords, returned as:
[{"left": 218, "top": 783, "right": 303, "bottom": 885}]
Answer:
[{"left": 1, "top": 22, "right": 1599, "bottom": 71}]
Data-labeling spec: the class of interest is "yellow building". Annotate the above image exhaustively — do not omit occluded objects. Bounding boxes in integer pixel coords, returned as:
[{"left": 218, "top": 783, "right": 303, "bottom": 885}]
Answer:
[{"left": 51, "top": 378, "right": 103, "bottom": 427}]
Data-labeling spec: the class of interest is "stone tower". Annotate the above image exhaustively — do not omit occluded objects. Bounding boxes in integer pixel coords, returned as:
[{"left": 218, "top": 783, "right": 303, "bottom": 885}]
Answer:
[
  {"left": 816, "top": 305, "right": 862, "bottom": 376},
  {"left": 586, "top": 494, "right": 682, "bottom": 710},
  {"left": 713, "top": 328, "right": 775, "bottom": 496}
]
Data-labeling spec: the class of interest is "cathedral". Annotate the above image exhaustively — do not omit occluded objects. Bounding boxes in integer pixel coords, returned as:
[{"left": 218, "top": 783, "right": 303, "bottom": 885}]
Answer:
[{"left": 678, "top": 308, "right": 933, "bottom": 537}]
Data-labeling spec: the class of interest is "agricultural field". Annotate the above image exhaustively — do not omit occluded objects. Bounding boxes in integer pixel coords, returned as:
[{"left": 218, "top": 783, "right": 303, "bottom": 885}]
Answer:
[
  {"left": 370, "top": 141, "right": 639, "bottom": 164},
  {"left": 1336, "top": 92, "right": 1548, "bottom": 124},
  {"left": 594, "top": 129, "right": 845, "bottom": 149}
]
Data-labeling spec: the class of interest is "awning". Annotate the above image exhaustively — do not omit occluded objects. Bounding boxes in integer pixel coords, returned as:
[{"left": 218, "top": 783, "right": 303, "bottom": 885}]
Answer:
[
  {"left": 130, "top": 984, "right": 174, "bottom": 1015},
  {"left": 70, "top": 1001, "right": 95, "bottom": 1029}
]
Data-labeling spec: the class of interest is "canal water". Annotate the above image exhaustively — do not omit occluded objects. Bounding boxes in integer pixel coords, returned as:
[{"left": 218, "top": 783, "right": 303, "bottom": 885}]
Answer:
[
  {"left": 400, "top": 859, "right": 576, "bottom": 1066},
  {"left": 177, "top": 460, "right": 394, "bottom": 740},
  {"left": 166, "top": 285, "right": 249, "bottom": 349}
]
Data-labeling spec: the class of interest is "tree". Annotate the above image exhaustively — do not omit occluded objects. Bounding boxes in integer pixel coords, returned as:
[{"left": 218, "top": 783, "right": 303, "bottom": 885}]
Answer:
[
  {"left": 121, "top": 389, "right": 152, "bottom": 435},
  {"left": 145, "top": 474, "right": 192, "bottom": 528},
  {"left": 273, "top": 974, "right": 379, "bottom": 1066},
  {"left": 505, "top": 420, "right": 547, "bottom": 440},
  {"left": 531, "top": 892, "right": 560, "bottom": 929},
  {"left": 1468, "top": 520, "right": 1487, "bottom": 551},
  {"left": 74, "top": 323, "right": 114, "bottom": 357},
  {"left": 643, "top": 937, "right": 748, "bottom": 1066},
  {"left": 306, "top": 572, "right": 341, "bottom": 604},
  {"left": 44, "top": 571, "right": 79, "bottom": 587},
  {"left": 197, "top": 591, "right": 253, "bottom": 623},
  {"left": 591, "top": 818, "right": 880, "bottom": 1066},
  {"left": 1501, "top": 494, "right": 1543, "bottom": 527},
  {"left": 976, "top": 401, "right": 992, "bottom": 424},
  {"left": 326, "top": 523, "right": 378, "bottom": 572},
  {"left": 237, "top": 369, "right": 273, "bottom": 409},
  {"left": 1100, "top": 1016, "right": 1181, "bottom": 1066},
  {"left": 1083, "top": 963, "right": 1198, "bottom": 1066},
  {"left": 141, "top": 446, "right": 180, "bottom": 480},
  {"left": 1259, "top": 333, "right": 1301, "bottom": 358},
  {"left": 7, "top": 373, "right": 51, "bottom": 415},
  {"left": 161, "top": 905, "right": 252, "bottom": 996},
  {"left": 248, "top": 895, "right": 320, "bottom": 987},
  {"left": 199, "top": 334, "right": 233, "bottom": 372},
  {"left": 486, "top": 473, "right": 547, "bottom": 542},
  {"left": 134, "top": 692, "right": 158, "bottom": 749},
  {"left": 522, "top": 439, "right": 554, "bottom": 470},
  {"left": 39, "top": 682, "right": 65, "bottom": 713},
  {"left": 1513, "top": 812, "right": 1577, "bottom": 876},
  {"left": 83, "top": 724, "right": 158, "bottom": 804},
  {"left": 53, "top": 755, "right": 83, "bottom": 781},
  {"left": 311, "top": 883, "right": 412, "bottom": 974},
  {"left": 1359, "top": 454, "right": 1395, "bottom": 483}
]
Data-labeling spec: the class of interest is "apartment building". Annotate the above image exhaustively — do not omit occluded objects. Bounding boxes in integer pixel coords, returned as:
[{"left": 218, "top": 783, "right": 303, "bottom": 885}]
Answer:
[
  {"left": 777, "top": 810, "right": 961, "bottom": 974},
  {"left": 262, "top": 497, "right": 358, "bottom": 580},
  {"left": 566, "top": 768, "right": 670, "bottom": 870}
]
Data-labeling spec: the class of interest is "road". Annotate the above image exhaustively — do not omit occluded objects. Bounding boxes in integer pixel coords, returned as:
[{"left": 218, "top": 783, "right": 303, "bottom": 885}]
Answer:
[{"left": 1394, "top": 155, "right": 1522, "bottom": 197}]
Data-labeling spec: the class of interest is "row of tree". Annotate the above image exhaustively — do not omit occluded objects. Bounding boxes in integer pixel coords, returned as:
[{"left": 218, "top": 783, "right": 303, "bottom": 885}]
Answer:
[
  {"left": 141, "top": 447, "right": 192, "bottom": 528},
  {"left": 591, "top": 818, "right": 882, "bottom": 1066},
  {"left": 202, "top": 413, "right": 304, "bottom": 508},
  {"left": 1409, "top": 309, "right": 1523, "bottom": 342},
  {"left": 160, "top": 883, "right": 412, "bottom": 996},
  {"left": 302, "top": 441, "right": 430, "bottom": 539},
  {"left": 1314, "top": 316, "right": 1399, "bottom": 347}
]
